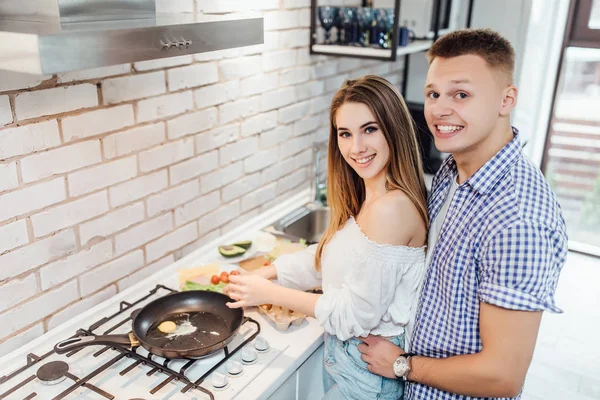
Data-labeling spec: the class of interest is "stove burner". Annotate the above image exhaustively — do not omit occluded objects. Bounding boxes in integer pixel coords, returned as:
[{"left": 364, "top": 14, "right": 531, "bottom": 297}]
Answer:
[{"left": 36, "top": 360, "right": 69, "bottom": 385}]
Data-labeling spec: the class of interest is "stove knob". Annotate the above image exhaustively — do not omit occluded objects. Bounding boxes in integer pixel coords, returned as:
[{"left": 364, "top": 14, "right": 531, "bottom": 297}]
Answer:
[
  {"left": 254, "top": 335, "right": 270, "bottom": 352},
  {"left": 241, "top": 347, "right": 258, "bottom": 363},
  {"left": 211, "top": 372, "right": 229, "bottom": 389},
  {"left": 227, "top": 360, "right": 243, "bottom": 375}
]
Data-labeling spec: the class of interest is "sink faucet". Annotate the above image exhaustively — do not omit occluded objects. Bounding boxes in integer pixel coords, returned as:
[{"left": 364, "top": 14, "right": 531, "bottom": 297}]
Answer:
[{"left": 313, "top": 142, "right": 327, "bottom": 206}]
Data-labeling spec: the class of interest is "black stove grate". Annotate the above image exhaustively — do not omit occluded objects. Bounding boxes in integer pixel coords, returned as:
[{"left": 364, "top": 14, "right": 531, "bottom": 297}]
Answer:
[{"left": 0, "top": 285, "right": 261, "bottom": 400}]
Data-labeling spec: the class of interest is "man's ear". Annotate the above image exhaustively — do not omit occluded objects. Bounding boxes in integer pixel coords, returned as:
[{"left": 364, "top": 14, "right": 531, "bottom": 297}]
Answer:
[{"left": 500, "top": 85, "right": 518, "bottom": 116}]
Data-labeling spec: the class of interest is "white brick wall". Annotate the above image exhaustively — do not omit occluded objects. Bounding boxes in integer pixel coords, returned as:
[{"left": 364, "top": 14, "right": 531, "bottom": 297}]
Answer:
[
  {"left": 280, "top": 66, "right": 311, "bottom": 87},
  {"left": 47, "top": 285, "right": 116, "bottom": 330},
  {"left": 79, "top": 250, "right": 144, "bottom": 296},
  {"left": 198, "top": 200, "right": 240, "bottom": 235},
  {"left": 240, "top": 73, "right": 279, "bottom": 97},
  {"left": 0, "top": 280, "right": 79, "bottom": 338},
  {"left": 14, "top": 84, "right": 98, "bottom": 120},
  {"left": 242, "top": 182, "right": 277, "bottom": 212},
  {"left": 68, "top": 156, "right": 137, "bottom": 197},
  {"left": 31, "top": 191, "right": 109, "bottom": 238},
  {"left": 0, "top": 70, "right": 49, "bottom": 92},
  {"left": 244, "top": 148, "right": 280, "bottom": 173},
  {"left": 102, "top": 72, "right": 166, "bottom": 104},
  {"left": 0, "top": 274, "right": 37, "bottom": 310},
  {"left": 219, "top": 56, "right": 262, "bottom": 80},
  {"left": 168, "top": 108, "right": 218, "bottom": 139},
  {"left": 194, "top": 81, "right": 240, "bottom": 109},
  {"left": 39, "top": 240, "right": 113, "bottom": 290},
  {"left": 137, "top": 90, "right": 194, "bottom": 123},
  {"left": 0, "top": 178, "right": 66, "bottom": 222},
  {"left": 241, "top": 111, "right": 277, "bottom": 137},
  {"left": 260, "top": 126, "right": 292, "bottom": 149},
  {"left": 103, "top": 122, "right": 166, "bottom": 159},
  {"left": 21, "top": 140, "right": 102, "bottom": 183},
  {"left": 0, "top": 323, "right": 44, "bottom": 358},
  {"left": 175, "top": 190, "right": 221, "bottom": 226},
  {"left": 114, "top": 213, "right": 173, "bottom": 255},
  {"left": 0, "top": 220, "right": 28, "bottom": 254},
  {"left": 170, "top": 150, "right": 218, "bottom": 185},
  {"left": 146, "top": 180, "right": 200, "bottom": 217},
  {"left": 0, "top": 120, "right": 61, "bottom": 160},
  {"left": 0, "top": 162, "right": 18, "bottom": 193},
  {"left": 146, "top": 222, "right": 198, "bottom": 262},
  {"left": 263, "top": 50, "right": 297, "bottom": 72},
  {"left": 109, "top": 170, "right": 168, "bottom": 207},
  {"left": 57, "top": 64, "right": 130, "bottom": 83},
  {"left": 219, "top": 136, "right": 259, "bottom": 166},
  {"left": 278, "top": 101, "right": 310, "bottom": 124},
  {"left": 117, "top": 254, "right": 174, "bottom": 291},
  {"left": 61, "top": 105, "right": 135, "bottom": 142},
  {"left": 0, "top": 0, "right": 409, "bottom": 355},
  {"left": 0, "top": 95, "right": 12, "bottom": 125},
  {"left": 196, "top": 124, "right": 239, "bottom": 154},
  {"left": 79, "top": 202, "right": 145, "bottom": 245},
  {"left": 261, "top": 87, "right": 296, "bottom": 112},
  {"left": 139, "top": 137, "right": 194, "bottom": 173},
  {"left": 218, "top": 96, "right": 261, "bottom": 125},
  {"left": 0, "top": 230, "right": 76, "bottom": 281},
  {"left": 222, "top": 173, "right": 261, "bottom": 202},
  {"left": 200, "top": 162, "right": 244, "bottom": 194},
  {"left": 168, "top": 63, "right": 219, "bottom": 91}
]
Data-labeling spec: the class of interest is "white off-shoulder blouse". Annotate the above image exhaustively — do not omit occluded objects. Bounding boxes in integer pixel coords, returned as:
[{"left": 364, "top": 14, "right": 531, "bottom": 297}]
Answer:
[{"left": 274, "top": 217, "right": 427, "bottom": 342}]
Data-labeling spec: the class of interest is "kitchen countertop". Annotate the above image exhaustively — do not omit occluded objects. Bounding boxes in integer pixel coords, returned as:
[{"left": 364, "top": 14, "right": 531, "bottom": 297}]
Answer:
[{"left": 0, "top": 188, "right": 325, "bottom": 399}]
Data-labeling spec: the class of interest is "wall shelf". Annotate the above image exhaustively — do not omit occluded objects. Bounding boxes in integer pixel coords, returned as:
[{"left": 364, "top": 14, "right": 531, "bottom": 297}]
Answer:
[{"left": 311, "top": 39, "right": 433, "bottom": 59}]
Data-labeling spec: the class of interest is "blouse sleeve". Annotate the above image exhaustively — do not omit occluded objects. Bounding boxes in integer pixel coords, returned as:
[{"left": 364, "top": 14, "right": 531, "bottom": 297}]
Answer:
[
  {"left": 314, "top": 243, "right": 415, "bottom": 341},
  {"left": 274, "top": 244, "right": 322, "bottom": 292}
]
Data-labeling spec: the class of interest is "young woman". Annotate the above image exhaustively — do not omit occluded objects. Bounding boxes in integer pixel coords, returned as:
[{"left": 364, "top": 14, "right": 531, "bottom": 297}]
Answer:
[{"left": 224, "top": 75, "right": 429, "bottom": 399}]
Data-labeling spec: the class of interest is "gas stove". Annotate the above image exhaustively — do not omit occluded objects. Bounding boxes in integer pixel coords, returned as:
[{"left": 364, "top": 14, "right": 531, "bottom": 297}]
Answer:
[{"left": 0, "top": 285, "right": 288, "bottom": 400}]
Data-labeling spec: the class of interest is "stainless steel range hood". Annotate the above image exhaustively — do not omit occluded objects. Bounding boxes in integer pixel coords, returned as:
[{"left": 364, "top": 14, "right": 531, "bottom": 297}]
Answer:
[{"left": 0, "top": 0, "right": 264, "bottom": 75}]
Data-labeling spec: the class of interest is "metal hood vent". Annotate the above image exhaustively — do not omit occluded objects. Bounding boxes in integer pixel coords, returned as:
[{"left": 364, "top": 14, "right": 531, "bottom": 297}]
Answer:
[{"left": 0, "top": 0, "right": 264, "bottom": 75}]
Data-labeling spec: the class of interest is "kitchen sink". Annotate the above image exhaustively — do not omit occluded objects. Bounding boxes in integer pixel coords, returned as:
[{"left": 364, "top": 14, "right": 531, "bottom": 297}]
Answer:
[{"left": 273, "top": 205, "right": 330, "bottom": 245}]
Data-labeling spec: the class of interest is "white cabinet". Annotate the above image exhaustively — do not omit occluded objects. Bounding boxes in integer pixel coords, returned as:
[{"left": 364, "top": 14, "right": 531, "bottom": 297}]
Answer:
[
  {"left": 268, "top": 368, "right": 298, "bottom": 400},
  {"left": 268, "top": 343, "right": 325, "bottom": 400},
  {"left": 297, "top": 344, "right": 325, "bottom": 399}
]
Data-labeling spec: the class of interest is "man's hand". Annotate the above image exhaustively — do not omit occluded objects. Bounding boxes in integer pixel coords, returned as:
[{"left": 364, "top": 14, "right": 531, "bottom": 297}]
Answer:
[{"left": 358, "top": 335, "right": 405, "bottom": 379}]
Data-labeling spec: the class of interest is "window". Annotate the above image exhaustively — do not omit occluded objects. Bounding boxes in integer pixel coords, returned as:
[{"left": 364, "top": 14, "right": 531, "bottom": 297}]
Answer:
[{"left": 542, "top": 0, "right": 600, "bottom": 255}]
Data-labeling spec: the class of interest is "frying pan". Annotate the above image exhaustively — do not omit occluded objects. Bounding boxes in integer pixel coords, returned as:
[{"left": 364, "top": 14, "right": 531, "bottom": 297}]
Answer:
[{"left": 54, "top": 291, "right": 244, "bottom": 359}]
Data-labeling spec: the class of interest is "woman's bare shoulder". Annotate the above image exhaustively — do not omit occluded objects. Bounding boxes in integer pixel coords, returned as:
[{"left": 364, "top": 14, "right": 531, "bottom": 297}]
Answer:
[{"left": 362, "top": 190, "right": 426, "bottom": 246}]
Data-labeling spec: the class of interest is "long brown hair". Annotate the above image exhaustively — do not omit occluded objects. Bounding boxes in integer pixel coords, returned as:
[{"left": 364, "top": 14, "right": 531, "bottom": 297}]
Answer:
[{"left": 315, "top": 75, "right": 429, "bottom": 270}]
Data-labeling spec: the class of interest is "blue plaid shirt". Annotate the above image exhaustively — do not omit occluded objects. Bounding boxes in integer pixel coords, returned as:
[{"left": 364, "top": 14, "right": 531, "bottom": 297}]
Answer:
[{"left": 406, "top": 129, "right": 568, "bottom": 400}]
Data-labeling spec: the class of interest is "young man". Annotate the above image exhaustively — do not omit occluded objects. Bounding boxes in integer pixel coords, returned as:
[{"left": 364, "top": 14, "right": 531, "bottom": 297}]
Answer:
[{"left": 358, "top": 28, "right": 568, "bottom": 399}]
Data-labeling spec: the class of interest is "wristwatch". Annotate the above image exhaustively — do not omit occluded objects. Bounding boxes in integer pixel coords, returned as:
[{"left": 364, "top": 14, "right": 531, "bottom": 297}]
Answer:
[{"left": 393, "top": 352, "right": 415, "bottom": 380}]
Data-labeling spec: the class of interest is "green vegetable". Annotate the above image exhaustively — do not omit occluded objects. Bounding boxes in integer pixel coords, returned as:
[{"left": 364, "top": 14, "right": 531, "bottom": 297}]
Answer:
[
  {"left": 232, "top": 240, "right": 252, "bottom": 249},
  {"left": 182, "top": 281, "right": 226, "bottom": 292},
  {"left": 218, "top": 245, "right": 246, "bottom": 258},
  {"left": 299, "top": 238, "right": 307, "bottom": 246}
]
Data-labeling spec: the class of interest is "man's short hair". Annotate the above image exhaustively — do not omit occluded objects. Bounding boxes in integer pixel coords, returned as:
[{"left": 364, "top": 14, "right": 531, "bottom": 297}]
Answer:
[{"left": 427, "top": 28, "right": 515, "bottom": 84}]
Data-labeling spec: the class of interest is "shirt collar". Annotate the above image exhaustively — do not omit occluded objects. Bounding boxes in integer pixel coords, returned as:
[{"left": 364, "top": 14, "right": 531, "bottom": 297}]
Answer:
[{"left": 437, "top": 127, "right": 522, "bottom": 195}]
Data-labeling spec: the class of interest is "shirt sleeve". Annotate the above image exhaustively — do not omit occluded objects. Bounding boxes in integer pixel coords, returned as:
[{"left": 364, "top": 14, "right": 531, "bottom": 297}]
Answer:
[
  {"left": 314, "top": 245, "right": 409, "bottom": 341},
  {"left": 274, "top": 244, "right": 322, "bottom": 292},
  {"left": 478, "top": 221, "right": 567, "bottom": 313}
]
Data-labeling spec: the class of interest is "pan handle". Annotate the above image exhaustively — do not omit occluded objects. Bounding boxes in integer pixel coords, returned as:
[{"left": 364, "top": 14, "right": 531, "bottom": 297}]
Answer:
[{"left": 54, "top": 332, "right": 138, "bottom": 354}]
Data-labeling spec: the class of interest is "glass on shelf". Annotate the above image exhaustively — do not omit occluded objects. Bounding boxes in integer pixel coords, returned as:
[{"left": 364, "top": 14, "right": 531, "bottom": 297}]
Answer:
[
  {"left": 318, "top": 6, "right": 337, "bottom": 44},
  {"left": 356, "top": 7, "right": 374, "bottom": 47}
]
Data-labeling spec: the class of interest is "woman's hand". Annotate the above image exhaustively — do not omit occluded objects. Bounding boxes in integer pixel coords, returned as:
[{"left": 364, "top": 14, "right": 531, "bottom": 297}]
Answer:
[{"left": 223, "top": 274, "right": 277, "bottom": 308}]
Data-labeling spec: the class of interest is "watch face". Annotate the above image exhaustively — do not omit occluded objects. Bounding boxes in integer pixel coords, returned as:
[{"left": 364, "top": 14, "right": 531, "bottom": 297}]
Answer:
[{"left": 393, "top": 357, "right": 409, "bottom": 378}]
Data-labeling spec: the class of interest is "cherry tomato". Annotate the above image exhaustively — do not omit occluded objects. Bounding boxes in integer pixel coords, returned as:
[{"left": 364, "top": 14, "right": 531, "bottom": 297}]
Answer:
[
  {"left": 220, "top": 271, "right": 230, "bottom": 284},
  {"left": 210, "top": 275, "right": 220, "bottom": 285},
  {"left": 229, "top": 270, "right": 240, "bottom": 276},
  {"left": 263, "top": 260, "right": 271, "bottom": 266}
]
